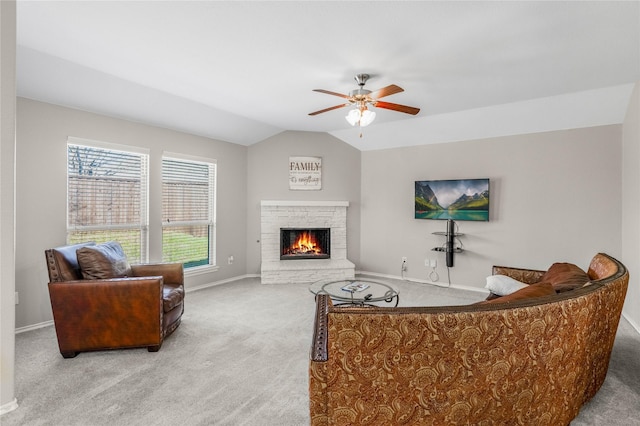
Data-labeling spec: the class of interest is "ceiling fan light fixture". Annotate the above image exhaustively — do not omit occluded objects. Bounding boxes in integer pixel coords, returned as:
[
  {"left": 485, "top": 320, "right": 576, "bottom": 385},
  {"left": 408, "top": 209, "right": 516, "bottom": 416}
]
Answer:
[
  {"left": 360, "top": 109, "right": 376, "bottom": 127},
  {"left": 311, "top": 73, "right": 419, "bottom": 129},
  {"left": 345, "top": 108, "right": 361, "bottom": 126},
  {"left": 345, "top": 108, "right": 376, "bottom": 127}
]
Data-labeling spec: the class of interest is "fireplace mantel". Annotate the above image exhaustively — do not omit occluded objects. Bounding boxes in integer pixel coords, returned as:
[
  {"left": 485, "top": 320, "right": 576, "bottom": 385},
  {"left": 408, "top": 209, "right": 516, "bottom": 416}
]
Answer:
[{"left": 260, "top": 200, "right": 355, "bottom": 284}]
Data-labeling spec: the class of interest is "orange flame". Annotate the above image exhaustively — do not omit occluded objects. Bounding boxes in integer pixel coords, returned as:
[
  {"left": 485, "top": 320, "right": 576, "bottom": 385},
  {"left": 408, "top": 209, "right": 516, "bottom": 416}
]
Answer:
[{"left": 293, "top": 231, "right": 319, "bottom": 254}]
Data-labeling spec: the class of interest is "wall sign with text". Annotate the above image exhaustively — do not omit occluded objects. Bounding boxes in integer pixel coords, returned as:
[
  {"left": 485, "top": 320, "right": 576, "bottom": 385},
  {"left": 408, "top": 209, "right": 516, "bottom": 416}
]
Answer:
[{"left": 289, "top": 156, "right": 322, "bottom": 190}]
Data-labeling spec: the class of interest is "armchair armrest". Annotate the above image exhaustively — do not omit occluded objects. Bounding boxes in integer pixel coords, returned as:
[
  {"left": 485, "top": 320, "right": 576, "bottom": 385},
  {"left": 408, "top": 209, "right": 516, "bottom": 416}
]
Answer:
[
  {"left": 48, "top": 277, "right": 164, "bottom": 356},
  {"left": 130, "top": 262, "right": 184, "bottom": 285},
  {"left": 492, "top": 265, "right": 545, "bottom": 284}
]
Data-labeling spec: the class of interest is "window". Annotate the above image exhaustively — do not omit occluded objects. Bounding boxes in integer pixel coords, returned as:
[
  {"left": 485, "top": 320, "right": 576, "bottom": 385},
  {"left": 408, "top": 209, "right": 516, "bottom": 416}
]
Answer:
[
  {"left": 162, "top": 154, "right": 216, "bottom": 269},
  {"left": 67, "top": 140, "right": 149, "bottom": 263}
]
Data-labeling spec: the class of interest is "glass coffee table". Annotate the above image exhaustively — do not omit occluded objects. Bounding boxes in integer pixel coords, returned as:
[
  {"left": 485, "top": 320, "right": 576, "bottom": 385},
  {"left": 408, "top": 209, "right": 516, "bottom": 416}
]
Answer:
[{"left": 309, "top": 278, "right": 399, "bottom": 307}]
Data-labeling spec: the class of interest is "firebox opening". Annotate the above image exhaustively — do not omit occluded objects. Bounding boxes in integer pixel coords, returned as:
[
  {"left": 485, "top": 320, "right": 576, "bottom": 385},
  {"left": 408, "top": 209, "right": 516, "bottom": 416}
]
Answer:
[{"left": 280, "top": 228, "right": 330, "bottom": 260}]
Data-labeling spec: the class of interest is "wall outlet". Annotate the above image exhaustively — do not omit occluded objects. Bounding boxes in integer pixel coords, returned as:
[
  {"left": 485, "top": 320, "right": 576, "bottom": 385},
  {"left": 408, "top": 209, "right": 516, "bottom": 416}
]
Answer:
[
  {"left": 402, "top": 256, "right": 407, "bottom": 263},
  {"left": 401, "top": 257, "right": 407, "bottom": 271},
  {"left": 228, "top": 255, "right": 234, "bottom": 265},
  {"left": 430, "top": 259, "right": 437, "bottom": 268},
  {"left": 424, "top": 258, "right": 430, "bottom": 267}
]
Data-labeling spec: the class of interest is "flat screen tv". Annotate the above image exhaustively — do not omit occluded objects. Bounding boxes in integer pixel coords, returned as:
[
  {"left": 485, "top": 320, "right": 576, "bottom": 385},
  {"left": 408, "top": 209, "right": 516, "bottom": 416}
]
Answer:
[{"left": 415, "top": 178, "right": 489, "bottom": 221}]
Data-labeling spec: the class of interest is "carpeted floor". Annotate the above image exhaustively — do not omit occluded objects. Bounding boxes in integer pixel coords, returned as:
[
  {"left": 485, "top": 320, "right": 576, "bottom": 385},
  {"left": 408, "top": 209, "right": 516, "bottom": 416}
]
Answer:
[{"left": 3, "top": 277, "right": 639, "bottom": 425}]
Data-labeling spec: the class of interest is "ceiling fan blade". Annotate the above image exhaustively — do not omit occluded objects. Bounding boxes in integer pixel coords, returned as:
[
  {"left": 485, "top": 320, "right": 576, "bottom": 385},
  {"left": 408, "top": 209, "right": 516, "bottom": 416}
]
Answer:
[
  {"left": 369, "top": 84, "right": 404, "bottom": 99},
  {"left": 375, "top": 101, "right": 420, "bottom": 115},
  {"left": 312, "top": 89, "right": 350, "bottom": 99},
  {"left": 308, "top": 103, "right": 350, "bottom": 116}
]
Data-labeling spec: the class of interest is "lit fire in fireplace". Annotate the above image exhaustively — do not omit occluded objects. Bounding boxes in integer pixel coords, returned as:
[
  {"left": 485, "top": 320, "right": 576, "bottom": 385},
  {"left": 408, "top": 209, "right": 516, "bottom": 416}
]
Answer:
[
  {"left": 280, "top": 228, "right": 330, "bottom": 259},
  {"left": 285, "top": 231, "right": 323, "bottom": 256}
]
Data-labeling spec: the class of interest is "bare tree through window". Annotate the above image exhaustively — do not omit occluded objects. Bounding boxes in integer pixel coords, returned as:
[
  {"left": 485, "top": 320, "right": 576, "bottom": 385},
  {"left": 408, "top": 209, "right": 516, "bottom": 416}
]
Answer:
[{"left": 67, "top": 143, "right": 148, "bottom": 263}]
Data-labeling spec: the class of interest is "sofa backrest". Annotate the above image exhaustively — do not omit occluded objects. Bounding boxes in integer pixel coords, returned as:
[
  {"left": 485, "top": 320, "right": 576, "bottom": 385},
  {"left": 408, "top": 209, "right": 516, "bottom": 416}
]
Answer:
[{"left": 588, "top": 252, "right": 621, "bottom": 281}]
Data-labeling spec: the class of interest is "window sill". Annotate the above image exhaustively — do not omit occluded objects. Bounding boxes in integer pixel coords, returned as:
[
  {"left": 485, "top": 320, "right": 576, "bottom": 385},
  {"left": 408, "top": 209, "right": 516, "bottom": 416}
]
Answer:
[{"left": 184, "top": 264, "right": 220, "bottom": 277}]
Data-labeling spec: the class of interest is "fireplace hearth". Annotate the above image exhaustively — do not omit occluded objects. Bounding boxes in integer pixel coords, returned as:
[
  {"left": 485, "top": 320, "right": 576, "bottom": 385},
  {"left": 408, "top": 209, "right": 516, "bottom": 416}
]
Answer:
[{"left": 281, "top": 228, "right": 330, "bottom": 260}]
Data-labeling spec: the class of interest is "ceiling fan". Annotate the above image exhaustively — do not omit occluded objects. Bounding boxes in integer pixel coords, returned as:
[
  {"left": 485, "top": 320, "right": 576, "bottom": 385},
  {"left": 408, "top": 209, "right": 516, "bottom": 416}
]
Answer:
[{"left": 309, "top": 74, "right": 420, "bottom": 129}]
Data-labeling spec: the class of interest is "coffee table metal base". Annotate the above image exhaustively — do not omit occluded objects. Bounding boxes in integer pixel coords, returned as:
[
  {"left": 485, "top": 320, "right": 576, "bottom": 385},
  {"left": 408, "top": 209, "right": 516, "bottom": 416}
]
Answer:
[{"left": 309, "top": 278, "right": 399, "bottom": 307}]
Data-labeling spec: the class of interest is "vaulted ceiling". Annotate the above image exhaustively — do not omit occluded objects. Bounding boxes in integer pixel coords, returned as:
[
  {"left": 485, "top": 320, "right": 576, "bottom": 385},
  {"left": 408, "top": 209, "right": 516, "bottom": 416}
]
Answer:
[{"left": 16, "top": 1, "right": 640, "bottom": 150}]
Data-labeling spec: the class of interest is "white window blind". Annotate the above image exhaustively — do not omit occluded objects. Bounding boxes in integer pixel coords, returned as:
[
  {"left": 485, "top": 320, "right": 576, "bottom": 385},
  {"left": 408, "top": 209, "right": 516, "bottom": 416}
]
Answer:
[
  {"left": 162, "top": 155, "right": 216, "bottom": 268},
  {"left": 67, "top": 142, "right": 149, "bottom": 263}
]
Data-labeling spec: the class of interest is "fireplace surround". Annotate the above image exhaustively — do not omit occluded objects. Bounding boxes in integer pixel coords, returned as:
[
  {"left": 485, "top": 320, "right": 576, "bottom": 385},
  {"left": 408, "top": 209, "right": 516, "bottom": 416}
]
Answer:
[{"left": 260, "top": 201, "right": 355, "bottom": 284}]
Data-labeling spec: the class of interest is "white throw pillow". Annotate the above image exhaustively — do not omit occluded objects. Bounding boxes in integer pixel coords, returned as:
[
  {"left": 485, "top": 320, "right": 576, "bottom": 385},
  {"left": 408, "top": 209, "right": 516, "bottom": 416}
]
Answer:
[{"left": 485, "top": 275, "right": 528, "bottom": 296}]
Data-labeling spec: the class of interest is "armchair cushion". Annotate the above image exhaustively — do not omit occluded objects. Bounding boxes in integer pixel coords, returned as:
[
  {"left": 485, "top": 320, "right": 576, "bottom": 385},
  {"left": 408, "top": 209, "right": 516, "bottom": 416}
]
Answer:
[
  {"left": 76, "top": 241, "right": 132, "bottom": 279},
  {"left": 163, "top": 283, "right": 184, "bottom": 312}
]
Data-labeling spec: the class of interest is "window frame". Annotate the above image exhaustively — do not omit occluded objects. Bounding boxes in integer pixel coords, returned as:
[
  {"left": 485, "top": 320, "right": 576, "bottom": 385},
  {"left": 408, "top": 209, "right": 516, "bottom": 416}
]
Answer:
[
  {"left": 66, "top": 137, "right": 150, "bottom": 263},
  {"left": 161, "top": 152, "right": 217, "bottom": 273}
]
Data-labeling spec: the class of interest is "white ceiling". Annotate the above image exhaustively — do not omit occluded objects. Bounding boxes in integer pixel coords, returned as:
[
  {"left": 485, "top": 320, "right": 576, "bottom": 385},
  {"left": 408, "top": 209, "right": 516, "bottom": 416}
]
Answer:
[{"left": 16, "top": 1, "right": 640, "bottom": 151}]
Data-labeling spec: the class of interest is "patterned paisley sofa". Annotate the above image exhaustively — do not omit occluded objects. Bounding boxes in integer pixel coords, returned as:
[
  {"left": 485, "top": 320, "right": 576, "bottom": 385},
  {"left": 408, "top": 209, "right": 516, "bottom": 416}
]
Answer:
[{"left": 309, "top": 253, "right": 628, "bottom": 425}]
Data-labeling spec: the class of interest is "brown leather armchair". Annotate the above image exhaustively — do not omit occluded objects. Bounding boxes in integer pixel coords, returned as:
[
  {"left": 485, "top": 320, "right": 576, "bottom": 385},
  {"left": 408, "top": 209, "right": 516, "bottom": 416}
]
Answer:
[{"left": 45, "top": 242, "right": 184, "bottom": 358}]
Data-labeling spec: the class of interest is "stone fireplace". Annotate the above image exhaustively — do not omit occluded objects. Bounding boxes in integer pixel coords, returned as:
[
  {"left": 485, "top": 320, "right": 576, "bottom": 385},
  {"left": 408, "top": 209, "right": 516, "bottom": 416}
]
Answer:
[{"left": 260, "top": 201, "right": 355, "bottom": 284}]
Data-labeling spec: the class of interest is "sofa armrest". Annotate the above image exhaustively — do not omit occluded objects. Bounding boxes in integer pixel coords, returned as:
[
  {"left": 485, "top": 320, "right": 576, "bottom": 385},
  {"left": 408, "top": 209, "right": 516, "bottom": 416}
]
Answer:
[
  {"left": 492, "top": 265, "right": 545, "bottom": 284},
  {"left": 310, "top": 294, "right": 331, "bottom": 362},
  {"left": 131, "top": 262, "right": 184, "bottom": 285},
  {"left": 309, "top": 294, "right": 332, "bottom": 426},
  {"left": 48, "top": 277, "right": 164, "bottom": 354}
]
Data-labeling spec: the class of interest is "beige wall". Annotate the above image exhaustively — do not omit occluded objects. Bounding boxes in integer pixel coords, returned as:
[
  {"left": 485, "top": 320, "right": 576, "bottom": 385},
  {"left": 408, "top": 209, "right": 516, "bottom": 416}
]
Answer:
[
  {"left": 13, "top": 97, "right": 636, "bottom": 330},
  {"left": 622, "top": 81, "right": 640, "bottom": 331},
  {"left": 361, "top": 125, "right": 622, "bottom": 291},
  {"left": 0, "top": 0, "right": 17, "bottom": 413},
  {"left": 15, "top": 98, "right": 248, "bottom": 329},
  {"left": 246, "top": 131, "right": 361, "bottom": 274}
]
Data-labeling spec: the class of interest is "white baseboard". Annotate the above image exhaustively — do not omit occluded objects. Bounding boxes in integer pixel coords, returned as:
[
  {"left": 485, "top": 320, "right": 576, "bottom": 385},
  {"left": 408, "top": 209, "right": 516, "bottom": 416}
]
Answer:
[
  {"left": 356, "top": 270, "right": 489, "bottom": 294},
  {"left": 186, "top": 274, "right": 260, "bottom": 293},
  {"left": 12, "top": 273, "right": 639, "bottom": 339},
  {"left": 359, "top": 271, "right": 639, "bottom": 335},
  {"left": 13, "top": 275, "right": 259, "bottom": 333},
  {"left": 622, "top": 311, "right": 640, "bottom": 335},
  {"left": 15, "top": 272, "right": 488, "bottom": 334},
  {"left": 0, "top": 398, "right": 18, "bottom": 416},
  {"left": 15, "top": 320, "right": 53, "bottom": 334}
]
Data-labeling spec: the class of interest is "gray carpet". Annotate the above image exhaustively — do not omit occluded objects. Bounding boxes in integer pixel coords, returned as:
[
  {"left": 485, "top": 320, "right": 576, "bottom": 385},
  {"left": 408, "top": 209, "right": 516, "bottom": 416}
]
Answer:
[{"left": 2, "top": 277, "right": 639, "bottom": 425}]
